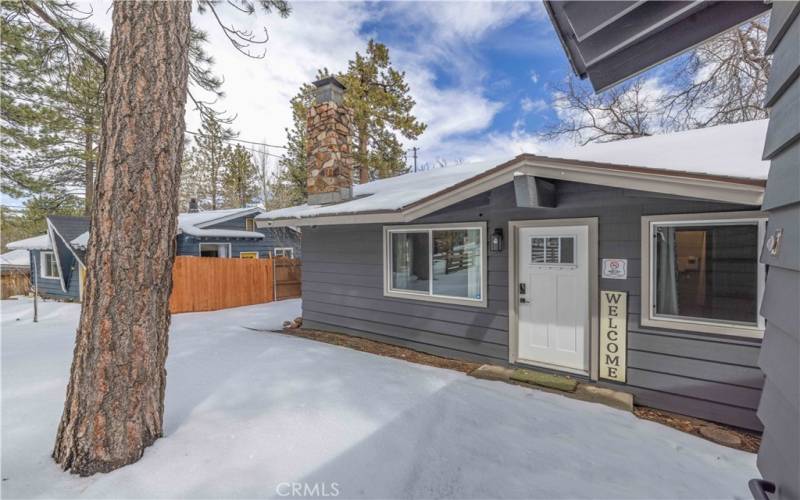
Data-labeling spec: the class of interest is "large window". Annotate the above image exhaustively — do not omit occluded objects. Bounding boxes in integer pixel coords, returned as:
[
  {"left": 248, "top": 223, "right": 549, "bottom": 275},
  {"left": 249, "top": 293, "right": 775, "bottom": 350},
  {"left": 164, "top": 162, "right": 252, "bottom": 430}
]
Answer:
[
  {"left": 642, "top": 212, "right": 766, "bottom": 337},
  {"left": 40, "top": 251, "right": 59, "bottom": 279},
  {"left": 384, "top": 223, "right": 486, "bottom": 307}
]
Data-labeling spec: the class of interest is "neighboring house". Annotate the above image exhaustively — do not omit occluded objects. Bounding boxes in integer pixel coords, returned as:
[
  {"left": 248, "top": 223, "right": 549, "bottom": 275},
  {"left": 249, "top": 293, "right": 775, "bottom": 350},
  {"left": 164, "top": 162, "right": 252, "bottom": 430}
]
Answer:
[
  {"left": 258, "top": 77, "right": 770, "bottom": 432},
  {"left": 542, "top": 3, "right": 798, "bottom": 499},
  {"left": 7, "top": 207, "right": 301, "bottom": 302}
]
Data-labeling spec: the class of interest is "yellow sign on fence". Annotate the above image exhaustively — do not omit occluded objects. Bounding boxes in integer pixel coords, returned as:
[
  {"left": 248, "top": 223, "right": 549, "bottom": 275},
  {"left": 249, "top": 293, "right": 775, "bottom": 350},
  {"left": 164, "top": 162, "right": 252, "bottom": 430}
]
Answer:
[{"left": 600, "top": 290, "right": 627, "bottom": 382}]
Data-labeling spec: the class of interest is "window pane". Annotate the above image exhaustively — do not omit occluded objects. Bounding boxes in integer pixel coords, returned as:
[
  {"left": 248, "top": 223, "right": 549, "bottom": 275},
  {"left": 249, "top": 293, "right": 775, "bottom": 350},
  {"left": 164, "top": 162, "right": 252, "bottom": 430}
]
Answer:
[
  {"left": 654, "top": 223, "right": 758, "bottom": 324},
  {"left": 560, "top": 237, "right": 575, "bottom": 264},
  {"left": 391, "top": 232, "right": 430, "bottom": 293},
  {"left": 531, "top": 238, "right": 545, "bottom": 263},
  {"left": 432, "top": 229, "right": 481, "bottom": 299}
]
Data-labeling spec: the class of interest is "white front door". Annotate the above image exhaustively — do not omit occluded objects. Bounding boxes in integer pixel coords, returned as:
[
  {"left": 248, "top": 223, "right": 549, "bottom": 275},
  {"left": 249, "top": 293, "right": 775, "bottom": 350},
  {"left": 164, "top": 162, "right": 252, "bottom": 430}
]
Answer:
[{"left": 517, "top": 225, "right": 589, "bottom": 372}]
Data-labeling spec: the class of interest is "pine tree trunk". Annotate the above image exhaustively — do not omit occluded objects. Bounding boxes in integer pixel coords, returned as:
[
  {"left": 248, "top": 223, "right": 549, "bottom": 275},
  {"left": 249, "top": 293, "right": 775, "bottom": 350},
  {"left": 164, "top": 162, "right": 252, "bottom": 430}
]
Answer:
[
  {"left": 52, "top": 0, "right": 191, "bottom": 476},
  {"left": 358, "top": 127, "right": 368, "bottom": 183},
  {"left": 83, "top": 123, "right": 94, "bottom": 216}
]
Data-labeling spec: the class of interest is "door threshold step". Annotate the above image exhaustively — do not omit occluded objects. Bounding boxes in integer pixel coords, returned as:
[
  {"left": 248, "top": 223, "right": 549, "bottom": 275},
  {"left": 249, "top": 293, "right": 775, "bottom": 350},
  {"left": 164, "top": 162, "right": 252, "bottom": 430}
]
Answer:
[
  {"left": 510, "top": 368, "right": 579, "bottom": 392},
  {"left": 469, "top": 364, "right": 633, "bottom": 412}
]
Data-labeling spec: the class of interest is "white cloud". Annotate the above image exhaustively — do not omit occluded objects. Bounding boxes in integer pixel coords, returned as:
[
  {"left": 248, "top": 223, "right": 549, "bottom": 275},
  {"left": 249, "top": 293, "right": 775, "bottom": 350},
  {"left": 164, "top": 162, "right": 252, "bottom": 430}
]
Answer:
[
  {"left": 83, "top": 1, "right": 545, "bottom": 173},
  {"left": 520, "top": 97, "right": 548, "bottom": 113},
  {"left": 530, "top": 71, "right": 540, "bottom": 84}
]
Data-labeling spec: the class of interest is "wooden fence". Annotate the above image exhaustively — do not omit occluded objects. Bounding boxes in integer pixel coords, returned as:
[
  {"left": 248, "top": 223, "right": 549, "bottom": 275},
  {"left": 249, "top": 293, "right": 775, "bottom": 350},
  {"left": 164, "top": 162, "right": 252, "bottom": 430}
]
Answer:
[
  {"left": 169, "top": 256, "right": 300, "bottom": 314},
  {"left": 274, "top": 257, "right": 302, "bottom": 300},
  {"left": 1, "top": 269, "right": 30, "bottom": 299}
]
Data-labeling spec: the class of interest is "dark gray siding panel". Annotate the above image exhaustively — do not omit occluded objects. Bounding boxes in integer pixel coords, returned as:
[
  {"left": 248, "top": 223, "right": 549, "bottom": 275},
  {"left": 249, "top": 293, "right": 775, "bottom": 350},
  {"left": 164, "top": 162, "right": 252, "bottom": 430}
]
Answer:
[
  {"left": 763, "top": 76, "right": 800, "bottom": 159},
  {"left": 301, "top": 181, "right": 765, "bottom": 429},
  {"left": 765, "top": 10, "right": 800, "bottom": 107},
  {"left": 758, "top": 6, "right": 800, "bottom": 498},
  {"left": 761, "top": 141, "right": 800, "bottom": 210}
]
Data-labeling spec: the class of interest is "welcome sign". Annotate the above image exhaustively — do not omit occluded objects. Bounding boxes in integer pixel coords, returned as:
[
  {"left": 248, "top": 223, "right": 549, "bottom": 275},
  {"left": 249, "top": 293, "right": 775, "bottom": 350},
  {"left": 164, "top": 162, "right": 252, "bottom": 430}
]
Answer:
[{"left": 600, "top": 291, "right": 627, "bottom": 382}]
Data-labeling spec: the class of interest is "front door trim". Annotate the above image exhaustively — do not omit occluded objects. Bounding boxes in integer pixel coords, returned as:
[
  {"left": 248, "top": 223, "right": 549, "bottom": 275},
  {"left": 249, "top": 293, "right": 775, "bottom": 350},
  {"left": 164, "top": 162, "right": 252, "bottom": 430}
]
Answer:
[{"left": 508, "top": 217, "right": 599, "bottom": 380}]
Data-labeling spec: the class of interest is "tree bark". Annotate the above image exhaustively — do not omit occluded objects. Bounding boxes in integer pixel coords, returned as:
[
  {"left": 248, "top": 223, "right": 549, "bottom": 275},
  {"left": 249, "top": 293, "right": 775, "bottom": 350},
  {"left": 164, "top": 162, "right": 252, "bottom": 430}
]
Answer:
[
  {"left": 83, "top": 123, "right": 94, "bottom": 216},
  {"left": 357, "top": 126, "right": 368, "bottom": 183},
  {"left": 52, "top": 0, "right": 191, "bottom": 476}
]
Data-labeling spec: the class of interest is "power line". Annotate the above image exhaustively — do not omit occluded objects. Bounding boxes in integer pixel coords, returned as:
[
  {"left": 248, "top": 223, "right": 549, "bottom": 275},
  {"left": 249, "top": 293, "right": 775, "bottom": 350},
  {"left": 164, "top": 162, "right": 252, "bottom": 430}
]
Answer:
[{"left": 184, "top": 130, "right": 288, "bottom": 150}]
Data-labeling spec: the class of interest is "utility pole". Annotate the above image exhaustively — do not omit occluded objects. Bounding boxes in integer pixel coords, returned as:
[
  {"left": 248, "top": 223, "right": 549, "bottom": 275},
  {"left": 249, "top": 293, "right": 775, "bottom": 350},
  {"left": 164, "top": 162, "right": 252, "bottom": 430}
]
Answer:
[
  {"left": 32, "top": 255, "right": 38, "bottom": 323},
  {"left": 412, "top": 147, "right": 418, "bottom": 173}
]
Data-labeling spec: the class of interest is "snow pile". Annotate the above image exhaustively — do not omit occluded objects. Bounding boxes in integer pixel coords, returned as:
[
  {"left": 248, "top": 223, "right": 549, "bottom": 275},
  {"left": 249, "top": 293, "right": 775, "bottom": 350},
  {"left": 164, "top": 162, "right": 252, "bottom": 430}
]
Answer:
[
  {"left": 1, "top": 298, "right": 758, "bottom": 499},
  {"left": 6, "top": 234, "right": 51, "bottom": 251},
  {"left": 0, "top": 249, "right": 30, "bottom": 268},
  {"left": 259, "top": 120, "right": 768, "bottom": 223}
]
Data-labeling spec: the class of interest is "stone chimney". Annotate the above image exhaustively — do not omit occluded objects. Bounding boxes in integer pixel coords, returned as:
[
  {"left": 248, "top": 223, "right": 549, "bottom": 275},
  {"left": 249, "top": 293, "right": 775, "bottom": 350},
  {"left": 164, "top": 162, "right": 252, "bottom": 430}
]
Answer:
[
  {"left": 188, "top": 198, "right": 199, "bottom": 213},
  {"left": 306, "top": 76, "right": 353, "bottom": 205}
]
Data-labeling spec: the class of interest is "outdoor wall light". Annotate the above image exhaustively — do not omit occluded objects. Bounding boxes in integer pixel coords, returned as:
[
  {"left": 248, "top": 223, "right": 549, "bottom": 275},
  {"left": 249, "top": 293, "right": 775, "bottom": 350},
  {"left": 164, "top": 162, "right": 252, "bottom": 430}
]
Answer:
[{"left": 490, "top": 228, "right": 504, "bottom": 252}]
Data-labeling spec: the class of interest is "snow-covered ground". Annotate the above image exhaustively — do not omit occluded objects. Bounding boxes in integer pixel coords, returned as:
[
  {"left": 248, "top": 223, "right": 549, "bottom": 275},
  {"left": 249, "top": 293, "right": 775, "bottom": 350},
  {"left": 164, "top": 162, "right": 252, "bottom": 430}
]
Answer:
[{"left": 2, "top": 298, "right": 757, "bottom": 499}]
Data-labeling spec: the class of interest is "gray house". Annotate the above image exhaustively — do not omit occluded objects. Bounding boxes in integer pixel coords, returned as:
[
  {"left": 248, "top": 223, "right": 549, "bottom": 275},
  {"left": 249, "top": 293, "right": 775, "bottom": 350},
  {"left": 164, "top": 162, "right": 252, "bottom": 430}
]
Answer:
[
  {"left": 9, "top": 207, "right": 300, "bottom": 302},
  {"left": 259, "top": 77, "right": 771, "bottom": 433},
  {"left": 542, "top": 2, "right": 798, "bottom": 499}
]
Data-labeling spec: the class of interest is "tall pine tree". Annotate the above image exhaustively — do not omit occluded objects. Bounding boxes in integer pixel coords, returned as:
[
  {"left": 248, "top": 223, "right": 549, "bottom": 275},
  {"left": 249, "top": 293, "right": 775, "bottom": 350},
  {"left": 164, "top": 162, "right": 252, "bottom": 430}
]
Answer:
[
  {"left": 274, "top": 41, "right": 426, "bottom": 205},
  {"left": 222, "top": 144, "right": 258, "bottom": 208},
  {"left": 343, "top": 40, "right": 426, "bottom": 182}
]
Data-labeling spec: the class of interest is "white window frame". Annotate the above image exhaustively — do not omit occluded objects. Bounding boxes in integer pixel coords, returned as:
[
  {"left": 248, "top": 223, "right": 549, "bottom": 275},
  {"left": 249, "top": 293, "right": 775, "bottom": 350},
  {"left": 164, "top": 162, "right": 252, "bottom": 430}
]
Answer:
[
  {"left": 198, "top": 242, "right": 232, "bottom": 258},
  {"left": 245, "top": 218, "right": 256, "bottom": 232},
  {"left": 640, "top": 211, "right": 766, "bottom": 338},
  {"left": 40, "top": 251, "right": 59, "bottom": 279},
  {"left": 383, "top": 222, "right": 487, "bottom": 308},
  {"left": 273, "top": 247, "right": 294, "bottom": 258}
]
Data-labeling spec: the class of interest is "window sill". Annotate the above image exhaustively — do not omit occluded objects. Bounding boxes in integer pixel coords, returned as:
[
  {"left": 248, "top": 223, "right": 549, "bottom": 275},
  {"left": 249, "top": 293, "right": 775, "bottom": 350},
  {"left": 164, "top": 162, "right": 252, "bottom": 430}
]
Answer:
[
  {"left": 640, "top": 316, "right": 764, "bottom": 339},
  {"left": 384, "top": 289, "right": 487, "bottom": 308}
]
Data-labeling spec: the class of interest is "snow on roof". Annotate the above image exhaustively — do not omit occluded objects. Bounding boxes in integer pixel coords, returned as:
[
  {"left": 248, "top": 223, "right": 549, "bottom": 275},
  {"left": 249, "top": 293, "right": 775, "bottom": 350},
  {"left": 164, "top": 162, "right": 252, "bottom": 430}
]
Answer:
[
  {"left": 70, "top": 232, "right": 89, "bottom": 248},
  {"left": 1, "top": 249, "right": 30, "bottom": 268},
  {"left": 6, "top": 234, "right": 51, "bottom": 251},
  {"left": 258, "top": 120, "right": 768, "bottom": 223},
  {"left": 548, "top": 119, "right": 769, "bottom": 181},
  {"left": 178, "top": 207, "right": 265, "bottom": 239},
  {"left": 258, "top": 157, "right": 513, "bottom": 221}
]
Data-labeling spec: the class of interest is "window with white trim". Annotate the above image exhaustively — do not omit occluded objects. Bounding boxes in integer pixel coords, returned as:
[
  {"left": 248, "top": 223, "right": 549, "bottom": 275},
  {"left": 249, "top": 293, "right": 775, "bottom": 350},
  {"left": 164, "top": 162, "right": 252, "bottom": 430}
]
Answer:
[
  {"left": 40, "top": 251, "right": 59, "bottom": 279},
  {"left": 199, "top": 242, "right": 231, "bottom": 258},
  {"left": 245, "top": 218, "right": 256, "bottom": 231},
  {"left": 643, "top": 212, "right": 766, "bottom": 337},
  {"left": 384, "top": 223, "right": 486, "bottom": 307},
  {"left": 273, "top": 247, "right": 294, "bottom": 258}
]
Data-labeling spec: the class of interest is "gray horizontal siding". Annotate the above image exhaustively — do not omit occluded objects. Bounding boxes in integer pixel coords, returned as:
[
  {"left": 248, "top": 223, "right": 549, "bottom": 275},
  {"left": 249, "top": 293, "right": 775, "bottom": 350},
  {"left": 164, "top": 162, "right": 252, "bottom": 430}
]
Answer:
[
  {"left": 28, "top": 250, "right": 80, "bottom": 301},
  {"left": 301, "top": 180, "right": 765, "bottom": 429},
  {"left": 758, "top": 6, "right": 800, "bottom": 497}
]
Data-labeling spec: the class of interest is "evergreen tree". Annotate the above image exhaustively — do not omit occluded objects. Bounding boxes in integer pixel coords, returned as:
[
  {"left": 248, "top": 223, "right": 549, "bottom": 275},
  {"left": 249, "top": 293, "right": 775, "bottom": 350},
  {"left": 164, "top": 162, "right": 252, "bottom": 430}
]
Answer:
[
  {"left": 343, "top": 40, "right": 426, "bottom": 182},
  {"left": 0, "top": 4, "right": 105, "bottom": 213},
  {"left": 221, "top": 144, "right": 258, "bottom": 208},
  {"left": 274, "top": 41, "right": 426, "bottom": 205},
  {"left": 0, "top": 194, "right": 83, "bottom": 252},
  {"left": 193, "top": 114, "right": 234, "bottom": 210},
  {"left": 274, "top": 79, "right": 317, "bottom": 206}
]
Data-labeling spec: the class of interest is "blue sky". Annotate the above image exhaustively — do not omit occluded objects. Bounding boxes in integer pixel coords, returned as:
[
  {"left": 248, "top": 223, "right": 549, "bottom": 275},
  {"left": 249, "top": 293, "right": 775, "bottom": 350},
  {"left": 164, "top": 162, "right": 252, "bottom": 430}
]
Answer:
[
  {"left": 2, "top": 2, "right": 578, "bottom": 208},
  {"left": 90, "top": 2, "right": 576, "bottom": 168}
]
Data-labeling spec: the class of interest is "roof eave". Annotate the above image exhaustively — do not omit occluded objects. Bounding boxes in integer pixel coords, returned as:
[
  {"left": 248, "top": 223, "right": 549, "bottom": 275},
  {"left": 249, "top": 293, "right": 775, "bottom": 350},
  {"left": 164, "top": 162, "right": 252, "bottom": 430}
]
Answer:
[{"left": 257, "top": 157, "right": 765, "bottom": 227}]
